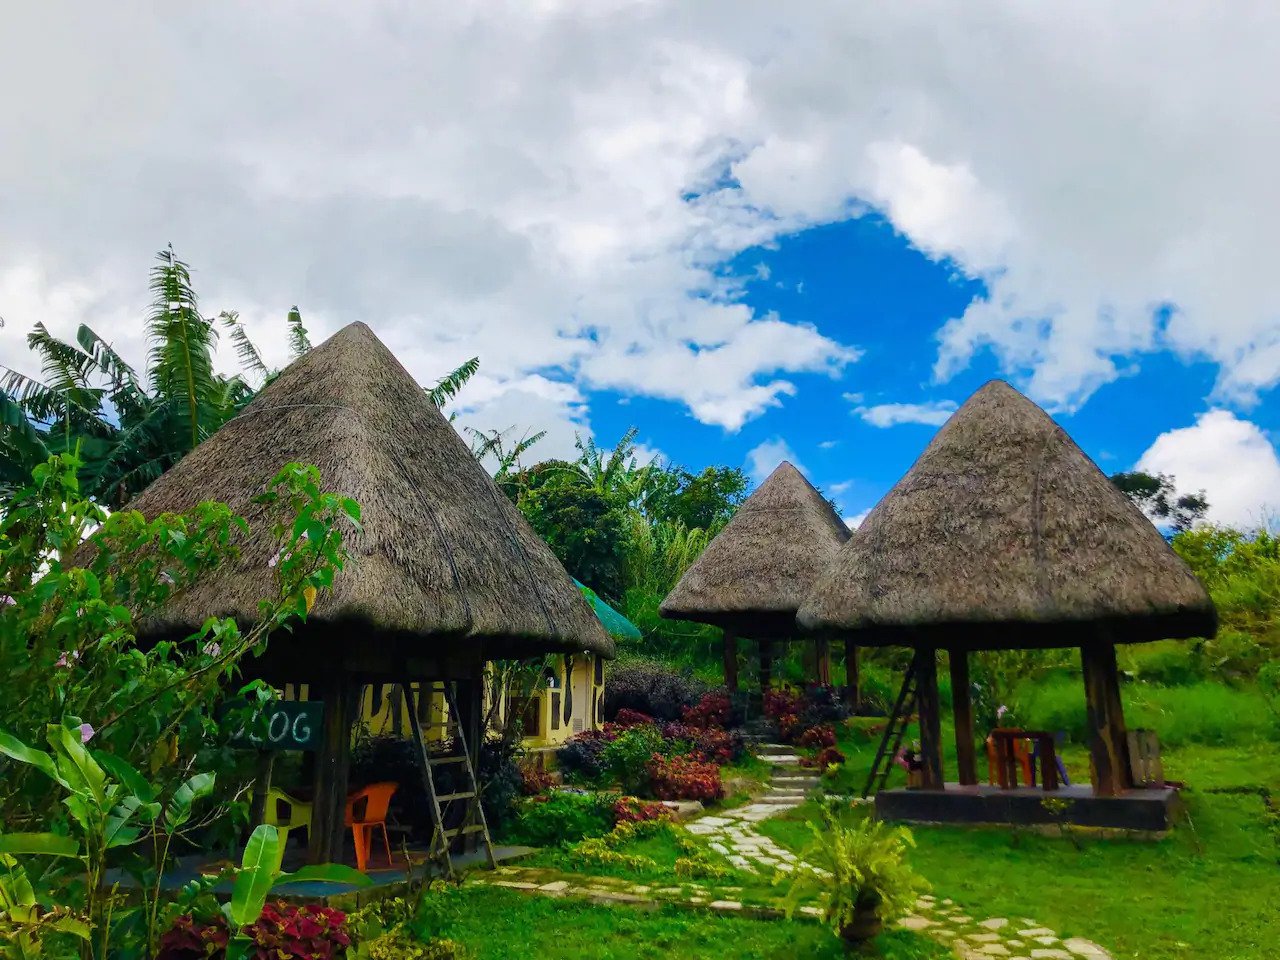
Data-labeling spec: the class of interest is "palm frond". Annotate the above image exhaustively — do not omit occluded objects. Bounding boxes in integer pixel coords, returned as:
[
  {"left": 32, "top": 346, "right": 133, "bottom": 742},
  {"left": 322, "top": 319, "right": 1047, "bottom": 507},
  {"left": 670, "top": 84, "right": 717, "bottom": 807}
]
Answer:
[
  {"left": 146, "top": 245, "right": 220, "bottom": 452},
  {"left": 217, "top": 311, "right": 269, "bottom": 379},
  {"left": 287, "top": 306, "right": 311, "bottom": 359},
  {"left": 426, "top": 357, "right": 480, "bottom": 406}
]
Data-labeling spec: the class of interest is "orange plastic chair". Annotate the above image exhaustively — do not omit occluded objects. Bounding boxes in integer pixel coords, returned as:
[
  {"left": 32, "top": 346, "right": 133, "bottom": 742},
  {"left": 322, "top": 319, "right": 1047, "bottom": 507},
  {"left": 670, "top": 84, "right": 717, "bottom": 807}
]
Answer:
[{"left": 344, "top": 781, "right": 397, "bottom": 872}]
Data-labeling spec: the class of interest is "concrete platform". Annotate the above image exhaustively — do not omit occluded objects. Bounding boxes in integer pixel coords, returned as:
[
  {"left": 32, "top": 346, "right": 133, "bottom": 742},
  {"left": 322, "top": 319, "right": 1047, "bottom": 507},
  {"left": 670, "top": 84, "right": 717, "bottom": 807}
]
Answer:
[{"left": 875, "top": 783, "right": 1182, "bottom": 831}]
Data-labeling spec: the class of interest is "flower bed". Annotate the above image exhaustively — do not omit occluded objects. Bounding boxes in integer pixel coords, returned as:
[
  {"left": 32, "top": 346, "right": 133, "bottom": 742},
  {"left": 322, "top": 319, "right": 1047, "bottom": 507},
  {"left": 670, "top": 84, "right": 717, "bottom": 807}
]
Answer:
[{"left": 556, "top": 690, "right": 743, "bottom": 802}]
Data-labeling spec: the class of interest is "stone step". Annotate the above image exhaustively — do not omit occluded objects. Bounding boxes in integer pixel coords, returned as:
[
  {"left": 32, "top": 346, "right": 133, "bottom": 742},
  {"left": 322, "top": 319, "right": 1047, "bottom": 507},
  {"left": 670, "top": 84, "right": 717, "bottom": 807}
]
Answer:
[
  {"left": 773, "top": 775, "right": 819, "bottom": 784},
  {"left": 760, "top": 795, "right": 805, "bottom": 804}
]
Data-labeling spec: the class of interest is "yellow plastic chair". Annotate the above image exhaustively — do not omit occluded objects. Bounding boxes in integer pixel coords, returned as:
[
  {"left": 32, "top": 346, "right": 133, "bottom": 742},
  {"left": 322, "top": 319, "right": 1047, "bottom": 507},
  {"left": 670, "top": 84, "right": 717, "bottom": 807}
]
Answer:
[{"left": 252, "top": 788, "right": 313, "bottom": 869}]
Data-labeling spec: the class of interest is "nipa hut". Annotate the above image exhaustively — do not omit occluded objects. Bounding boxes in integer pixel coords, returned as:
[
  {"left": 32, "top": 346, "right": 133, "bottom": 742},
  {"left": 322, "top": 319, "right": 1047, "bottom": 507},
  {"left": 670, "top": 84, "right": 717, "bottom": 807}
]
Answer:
[
  {"left": 122, "top": 321, "right": 613, "bottom": 861},
  {"left": 661, "top": 462, "right": 851, "bottom": 694},
  {"left": 799, "top": 380, "right": 1215, "bottom": 828}
]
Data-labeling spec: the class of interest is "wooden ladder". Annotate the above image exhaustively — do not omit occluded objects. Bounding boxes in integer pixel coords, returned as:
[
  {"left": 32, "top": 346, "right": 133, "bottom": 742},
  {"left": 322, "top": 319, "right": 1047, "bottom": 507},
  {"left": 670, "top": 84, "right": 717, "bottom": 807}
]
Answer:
[
  {"left": 405, "top": 680, "right": 497, "bottom": 878},
  {"left": 862, "top": 654, "right": 921, "bottom": 798}
]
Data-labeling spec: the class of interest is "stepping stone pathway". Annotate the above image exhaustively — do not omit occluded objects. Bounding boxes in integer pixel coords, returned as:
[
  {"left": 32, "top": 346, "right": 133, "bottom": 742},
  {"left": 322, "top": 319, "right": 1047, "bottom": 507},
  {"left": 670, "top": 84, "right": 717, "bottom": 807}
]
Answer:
[
  {"left": 469, "top": 742, "right": 1115, "bottom": 959},
  {"left": 897, "top": 898, "right": 1114, "bottom": 959}
]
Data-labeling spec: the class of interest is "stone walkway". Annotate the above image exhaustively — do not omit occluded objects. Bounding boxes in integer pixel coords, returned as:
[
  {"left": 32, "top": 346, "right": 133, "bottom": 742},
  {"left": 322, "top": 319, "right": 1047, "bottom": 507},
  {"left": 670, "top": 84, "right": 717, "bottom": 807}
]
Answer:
[{"left": 471, "top": 743, "right": 1115, "bottom": 959}]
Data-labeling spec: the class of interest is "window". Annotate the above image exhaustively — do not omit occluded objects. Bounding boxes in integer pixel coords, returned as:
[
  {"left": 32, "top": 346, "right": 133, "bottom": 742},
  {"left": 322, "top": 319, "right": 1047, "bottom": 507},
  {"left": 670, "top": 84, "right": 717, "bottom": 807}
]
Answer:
[{"left": 550, "top": 692, "right": 562, "bottom": 731}]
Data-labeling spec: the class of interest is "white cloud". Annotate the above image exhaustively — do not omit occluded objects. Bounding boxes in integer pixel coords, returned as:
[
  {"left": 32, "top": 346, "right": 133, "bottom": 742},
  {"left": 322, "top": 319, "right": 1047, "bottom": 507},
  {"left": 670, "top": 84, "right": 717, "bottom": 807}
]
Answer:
[
  {"left": 818, "top": 440, "right": 840, "bottom": 450},
  {"left": 745, "top": 438, "right": 804, "bottom": 485},
  {"left": 1136, "top": 410, "right": 1280, "bottom": 528},
  {"left": 854, "top": 400, "right": 958, "bottom": 428},
  {"left": 844, "top": 509, "right": 871, "bottom": 530},
  {"left": 3, "top": 1, "right": 1280, "bottom": 435}
]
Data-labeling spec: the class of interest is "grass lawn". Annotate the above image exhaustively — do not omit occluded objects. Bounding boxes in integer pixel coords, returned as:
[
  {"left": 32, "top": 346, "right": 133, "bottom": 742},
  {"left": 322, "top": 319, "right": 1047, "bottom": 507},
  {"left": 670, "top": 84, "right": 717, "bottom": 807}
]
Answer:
[
  {"left": 759, "top": 721, "right": 1280, "bottom": 960},
  {"left": 436, "top": 886, "right": 950, "bottom": 960}
]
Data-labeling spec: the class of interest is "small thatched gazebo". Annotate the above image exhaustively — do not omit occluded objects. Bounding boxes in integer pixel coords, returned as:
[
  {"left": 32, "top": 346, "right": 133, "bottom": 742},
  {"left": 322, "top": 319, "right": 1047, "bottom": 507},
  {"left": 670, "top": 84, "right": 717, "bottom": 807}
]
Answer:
[
  {"left": 799, "top": 380, "right": 1215, "bottom": 828},
  {"left": 661, "top": 462, "right": 851, "bottom": 693},
  {"left": 122, "top": 321, "right": 613, "bottom": 860}
]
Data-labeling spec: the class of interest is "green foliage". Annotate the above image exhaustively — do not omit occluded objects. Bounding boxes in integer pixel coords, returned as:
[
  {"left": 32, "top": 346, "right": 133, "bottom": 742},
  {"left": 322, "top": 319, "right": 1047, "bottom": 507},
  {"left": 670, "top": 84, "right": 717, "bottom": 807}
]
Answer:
[
  {"left": 601, "top": 726, "right": 680, "bottom": 794},
  {"left": 0, "top": 454, "right": 359, "bottom": 959},
  {"left": 1173, "top": 525, "right": 1280, "bottom": 675},
  {"left": 503, "top": 792, "right": 618, "bottom": 848},
  {"left": 570, "top": 819, "right": 732, "bottom": 880},
  {"left": 781, "top": 799, "right": 926, "bottom": 941},
  {"left": 0, "top": 249, "right": 311, "bottom": 505}
]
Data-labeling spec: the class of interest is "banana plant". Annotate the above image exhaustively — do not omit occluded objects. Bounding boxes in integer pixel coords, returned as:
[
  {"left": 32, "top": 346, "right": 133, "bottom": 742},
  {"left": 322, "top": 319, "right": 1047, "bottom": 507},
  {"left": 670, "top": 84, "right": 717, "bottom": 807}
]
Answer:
[
  {"left": 221, "top": 825, "right": 370, "bottom": 960},
  {"left": 0, "top": 721, "right": 216, "bottom": 959}
]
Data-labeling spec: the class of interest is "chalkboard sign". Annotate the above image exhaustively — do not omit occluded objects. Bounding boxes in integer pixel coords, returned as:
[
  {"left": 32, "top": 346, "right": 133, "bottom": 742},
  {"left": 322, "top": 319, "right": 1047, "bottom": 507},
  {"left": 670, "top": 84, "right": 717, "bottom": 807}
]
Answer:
[{"left": 223, "top": 700, "right": 324, "bottom": 752}]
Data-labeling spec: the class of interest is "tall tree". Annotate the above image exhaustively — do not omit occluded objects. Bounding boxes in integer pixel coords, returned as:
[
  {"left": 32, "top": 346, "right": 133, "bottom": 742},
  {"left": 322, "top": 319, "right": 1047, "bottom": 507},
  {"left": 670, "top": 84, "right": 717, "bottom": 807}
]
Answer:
[{"left": 1, "top": 248, "right": 294, "bottom": 503}]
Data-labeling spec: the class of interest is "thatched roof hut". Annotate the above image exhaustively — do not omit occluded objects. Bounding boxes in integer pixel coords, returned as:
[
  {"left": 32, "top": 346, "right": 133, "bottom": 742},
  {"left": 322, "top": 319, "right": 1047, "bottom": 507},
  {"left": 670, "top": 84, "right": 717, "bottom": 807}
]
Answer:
[
  {"left": 122, "top": 321, "right": 614, "bottom": 669},
  {"left": 661, "top": 461, "right": 850, "bottom": 638},
  {"left": 798, "top": 380, "right": 1215, "bottom": 650}
]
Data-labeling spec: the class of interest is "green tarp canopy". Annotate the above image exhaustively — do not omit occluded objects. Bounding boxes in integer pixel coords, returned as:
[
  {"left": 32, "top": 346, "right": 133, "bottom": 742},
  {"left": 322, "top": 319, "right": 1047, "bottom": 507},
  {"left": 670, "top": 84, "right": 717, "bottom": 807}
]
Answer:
[{"left": 574, "top": 579, "right": 642, "bottom": 642}]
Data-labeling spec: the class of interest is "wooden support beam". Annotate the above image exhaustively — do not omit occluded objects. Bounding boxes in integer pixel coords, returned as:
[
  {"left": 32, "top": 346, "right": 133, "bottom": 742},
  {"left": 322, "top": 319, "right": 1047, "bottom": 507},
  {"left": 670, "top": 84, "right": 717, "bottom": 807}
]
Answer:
[
  {"left": 949, "top": 649, "right": 978, "bottom": 786},
  {"left": 722, "top": 629, "right": 739, "bottom": 692},
  {"left": 247, "top": 751, "right": 276, "bottom": 830},
  {"left": 307, "top": 678, "right": 358, "bottom": 864},
  {"left": 915, "top": 647, "right": 945, "bottom": 790},
  {"left": 1081, "top": 642, "right": 1131, "bottom": 796},
  {"left": 759, "top": 637, "right": 774, "bottom": 693},
  {"left": 814, "top": 636, "right": 832, "bottom": 686},
  {"left": 844, "top": 639, "right": 861, "bottom": 713}
]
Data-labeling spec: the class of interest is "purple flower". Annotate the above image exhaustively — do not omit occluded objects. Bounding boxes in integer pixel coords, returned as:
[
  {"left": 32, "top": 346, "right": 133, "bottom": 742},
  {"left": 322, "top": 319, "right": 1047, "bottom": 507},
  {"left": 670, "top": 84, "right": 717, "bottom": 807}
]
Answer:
[
  {"left": 267, "top": 551, "right": 280, "bottom": 569},
  {"left": 159, "top": 571, "right": 175, "bottom": 586},
  {"left": 0, "top": 594, "right": 15, "bottom": 606},
  {"left": 203, "top": 641, "right": 221, "bottom": 658},
  {"left": 56, "top": 651, "right": 81, "bottom": 668},
  {"left": 996, "top": 705, "right": 1009, "bottom": 720},
  {"left": 79, "top": 723, "right": 95, "bottom": 744}
]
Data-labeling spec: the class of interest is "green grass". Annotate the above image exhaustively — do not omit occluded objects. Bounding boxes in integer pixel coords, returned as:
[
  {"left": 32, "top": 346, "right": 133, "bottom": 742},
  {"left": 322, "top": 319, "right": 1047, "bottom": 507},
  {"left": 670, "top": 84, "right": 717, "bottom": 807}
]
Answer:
[
  {"left": 435, "top": 886, "right": 950, "bottom": 960},
  {"left": 764, "top": 734, "right": 1280, "bottom": 960}
]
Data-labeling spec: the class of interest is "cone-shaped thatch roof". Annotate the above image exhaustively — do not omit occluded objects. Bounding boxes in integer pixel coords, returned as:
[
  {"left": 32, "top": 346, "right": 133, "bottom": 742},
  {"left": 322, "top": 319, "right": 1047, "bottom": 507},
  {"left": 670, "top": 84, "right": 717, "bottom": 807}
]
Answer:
[
  {"left": 121, "top": 322, "right": 613, "bottom": 670},
  {"left": 798, "top": 381, "right": 1216, "bottom": 649},
  {"left": 660, "top": 461, "right": 850, "bottom": 637}
]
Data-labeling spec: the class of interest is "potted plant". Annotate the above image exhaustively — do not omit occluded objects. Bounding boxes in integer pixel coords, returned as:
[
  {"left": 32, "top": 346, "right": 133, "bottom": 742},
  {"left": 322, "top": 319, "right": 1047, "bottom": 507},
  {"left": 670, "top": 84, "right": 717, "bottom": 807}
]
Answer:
[{"left": 782, "top": 799, "right": 926, "bottom": 947}]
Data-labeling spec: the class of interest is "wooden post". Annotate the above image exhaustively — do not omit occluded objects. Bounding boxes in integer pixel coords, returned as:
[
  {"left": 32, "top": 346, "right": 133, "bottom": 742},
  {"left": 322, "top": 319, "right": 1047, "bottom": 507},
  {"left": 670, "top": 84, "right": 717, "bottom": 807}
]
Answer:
[
  {"left": 759, "top": 637, "right": 774, "bottom": 693},
  {"left": 248, "top": 751, "right": 276, "bottom": 829},
  {"left": 844, "top": 639, "right": 861, "bottom": 713},
  {"left": 915, "top": 647, "right": 944, "bottom": 790},
  {"left": 949, "top": 649, "right": 978, "bottom": 786},
  {"left": 722, "top": 629, "right": 739, "bottom": 692},
  {"left": 814, "top": 636, "right": 832, "bottom": 686},
  {"left": 1081, "top": 642, "right": 1131, "bottom": 796},
  {"left": 454, "top": 677, "right": 484, "bottom": 853},
  {"left": 308, "top": 677, "right": 357, "bottom": 864}
]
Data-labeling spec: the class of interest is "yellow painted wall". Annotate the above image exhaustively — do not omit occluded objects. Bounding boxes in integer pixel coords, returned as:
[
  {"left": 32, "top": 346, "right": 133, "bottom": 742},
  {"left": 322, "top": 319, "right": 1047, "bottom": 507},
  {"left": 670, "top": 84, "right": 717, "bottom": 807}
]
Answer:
[{"left": 284, "top": 655, "right": 606, "bottom": 751}]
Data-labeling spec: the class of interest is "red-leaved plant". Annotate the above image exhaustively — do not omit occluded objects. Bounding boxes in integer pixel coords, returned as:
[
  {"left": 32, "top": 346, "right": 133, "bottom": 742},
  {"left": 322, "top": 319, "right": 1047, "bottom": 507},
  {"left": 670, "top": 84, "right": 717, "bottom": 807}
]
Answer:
[
  {"left": 797, "top": 725, "right": 837, "bottom": 750},
  {"left": 613, "top": 796, "right": 674, "bottom": 823},
  {"left": 158, "top": 903, "right": 350, "bottom": 960},
  {"left": 681, "top": 692, "right": 732, "bottom": 730},
  {"left": 648, "top": 755, "right": 724, "bottom": 802}
]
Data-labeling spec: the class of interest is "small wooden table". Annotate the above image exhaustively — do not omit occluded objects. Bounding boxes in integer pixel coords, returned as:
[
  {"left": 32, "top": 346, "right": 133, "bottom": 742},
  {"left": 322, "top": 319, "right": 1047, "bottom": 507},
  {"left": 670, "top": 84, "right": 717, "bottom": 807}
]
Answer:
[{"left": 990, "top": 728, "right": 1060, "bottom": 791}]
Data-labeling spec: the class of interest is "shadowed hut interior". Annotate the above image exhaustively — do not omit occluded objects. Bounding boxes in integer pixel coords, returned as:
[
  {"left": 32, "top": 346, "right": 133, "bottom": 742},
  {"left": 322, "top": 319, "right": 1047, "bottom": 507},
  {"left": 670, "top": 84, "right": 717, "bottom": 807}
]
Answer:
[
  {"left": 799, "top": 380, "right": 1216, "bottom": 827},
  {"left": 660, "top": 461, "right": 854, "bottom": 699},
  {"left": 120, "top": 321, "right": 613, "bottom": 863}
]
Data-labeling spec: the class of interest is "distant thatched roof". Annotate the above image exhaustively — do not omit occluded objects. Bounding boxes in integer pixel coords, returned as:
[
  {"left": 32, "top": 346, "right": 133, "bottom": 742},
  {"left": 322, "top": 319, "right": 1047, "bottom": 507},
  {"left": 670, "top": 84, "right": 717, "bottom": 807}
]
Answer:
[
  {"left": 660, "top": 462, "right": 850, "bottom": 637},
  {"left": 120, "top": 322, "right": 613, "bottom": 670},
  {"left": 798, "top": 381, "right": 1216, "bottom": 649}
]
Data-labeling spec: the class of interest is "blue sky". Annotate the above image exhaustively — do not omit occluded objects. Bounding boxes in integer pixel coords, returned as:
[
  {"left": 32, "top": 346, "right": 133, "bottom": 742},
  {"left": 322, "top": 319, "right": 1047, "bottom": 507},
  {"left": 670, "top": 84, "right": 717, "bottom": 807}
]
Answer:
[{"left": 586, "top": 214, "right": 1278, "bottom": 524}]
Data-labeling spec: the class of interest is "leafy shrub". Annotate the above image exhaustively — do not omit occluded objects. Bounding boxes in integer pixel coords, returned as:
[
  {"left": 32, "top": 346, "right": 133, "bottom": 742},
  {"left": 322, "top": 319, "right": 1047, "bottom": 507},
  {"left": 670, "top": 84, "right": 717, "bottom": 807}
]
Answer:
[
  {"left": 801, "top": 746, "right": 847, "bottom": 769},
  {"left": 159, "top": 904, "right": 350, "bottom": 960},
  {"left": 603, "top": 659, "right": 708, "bottom": 721},
  {"left": 571, "top": 818, "right": 731, "bottom": 879},
  {"left": 782, "top": 800, "right": 926, "bottom": 941},
  {"left": 612, "top": 707, "right": 656, "bottom": 728},
  {"left": 613, "top": 796, "right": 674, "bottom": 823},
  {"left": 557, "top": 730, "right": 611, "bottom": 783},
  {"left": 682, "top": 692, "right": 733, "bottom": 729},
  {"left": 797, "top": 725, "right": 836, "bottom": 749},
  {"left": 797, "top": 684, "right": 851, "bottom": 729},
  {"left": 689, "top": 727, "right": 744, "bottom": 764},
  {"left": 648, "top": 755, "right": 724, "bottom": 802},
  {"left": 518, "top": 762, "right": 555, "bottom": 796},
  {"left": 602, "top": 724, "right": 677, "bottom": 793},
  {"left": 504, "top": 791, "right": 617, "bottom": 847},
  {"left": 361, "top": 931, "right": 466, "bottom": 960},
  {"left": 766, "top": 686, "right": 850, "bottom": 744}
]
